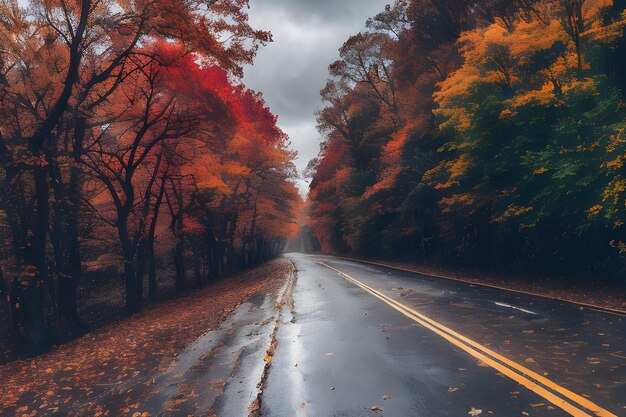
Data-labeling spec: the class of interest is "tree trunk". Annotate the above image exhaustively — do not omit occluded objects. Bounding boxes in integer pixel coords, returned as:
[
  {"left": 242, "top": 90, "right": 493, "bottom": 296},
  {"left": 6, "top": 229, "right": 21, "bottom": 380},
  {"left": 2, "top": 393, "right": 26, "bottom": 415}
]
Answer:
[
  {"left": 33, "top": 168, "right": 51, "bottom": 290},
  {"left": 50, "top": 156, "right": 89, "bottom": 336},
  {"left": 147, "top": 176, "right": 165, "bottom": 302},
  {"left": 136, "top": 239, "right": 146, "bottom": 304},
  {"left": 174, "top": 236, "right": 185, "bottom": 292},
  {"left": 12, "top": 277, "right": 51, "bottom": 355},
  {"left": 2, "top": 182, "right": 53, "bottom": 353},
  {"left": 58, "top": 209, "right": 88, "bottom": 334},
  {"left": 11, "top": 230, "right": 54, "bottom": 355},
  {"left": 226, "top": 212, "right": 239, "bottom": 274},
  {"left": 148, "top": 238, "right": 158, "bottom": 302},
  {"left": 23, "top": 168, "right": 54, "bottom": 354},
  {"left": 1, "top": 267, "right": 25, "bottom": 351},
  {"left": 123, "top": 257, "right": 140, "bottom": 315},
  {"left": 192, "top": 241, "right": 202, "bottom": 287},
  {"left": 119, "top": 219, "right": 140, "bottom": 314}
]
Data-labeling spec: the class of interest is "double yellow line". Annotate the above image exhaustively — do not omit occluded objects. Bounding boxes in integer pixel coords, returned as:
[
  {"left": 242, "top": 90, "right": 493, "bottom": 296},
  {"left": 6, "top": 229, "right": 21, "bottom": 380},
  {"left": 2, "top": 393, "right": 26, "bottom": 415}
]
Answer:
[{"left": 318, "top": 262, "right": 617, "bottom": 417}]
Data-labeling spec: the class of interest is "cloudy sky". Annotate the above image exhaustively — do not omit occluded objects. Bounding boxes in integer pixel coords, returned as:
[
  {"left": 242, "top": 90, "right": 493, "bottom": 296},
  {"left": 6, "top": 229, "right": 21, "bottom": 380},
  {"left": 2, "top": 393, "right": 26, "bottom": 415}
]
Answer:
[{"left": 242, "top": 0, "right": 387, "bottom": 195}]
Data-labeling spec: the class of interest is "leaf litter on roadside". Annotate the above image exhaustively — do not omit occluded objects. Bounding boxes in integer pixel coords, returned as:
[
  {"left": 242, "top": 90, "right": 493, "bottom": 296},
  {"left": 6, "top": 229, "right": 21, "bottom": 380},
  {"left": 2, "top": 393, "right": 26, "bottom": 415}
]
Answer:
[{"left": 0, "top": 260, "right": 293, "bottom": 417}]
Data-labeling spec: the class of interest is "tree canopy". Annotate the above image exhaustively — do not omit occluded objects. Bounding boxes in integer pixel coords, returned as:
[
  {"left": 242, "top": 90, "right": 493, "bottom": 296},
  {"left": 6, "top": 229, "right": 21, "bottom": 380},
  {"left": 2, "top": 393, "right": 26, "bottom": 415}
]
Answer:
[
  {"left": 0, "top": 0, "right": 299, "bottom": 354},
  {"left": 308, "top": 0, "right": 626, "bottom": 279}
]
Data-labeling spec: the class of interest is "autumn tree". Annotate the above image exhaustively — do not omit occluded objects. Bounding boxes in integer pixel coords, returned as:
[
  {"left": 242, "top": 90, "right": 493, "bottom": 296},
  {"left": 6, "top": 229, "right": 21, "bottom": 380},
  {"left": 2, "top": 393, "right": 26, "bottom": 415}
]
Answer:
[
  {"left": 308, "top": 0, "right": 626, "bottom": 279},
  {"left": 0, "top": 0, "right": 297, "bottom": 354}
]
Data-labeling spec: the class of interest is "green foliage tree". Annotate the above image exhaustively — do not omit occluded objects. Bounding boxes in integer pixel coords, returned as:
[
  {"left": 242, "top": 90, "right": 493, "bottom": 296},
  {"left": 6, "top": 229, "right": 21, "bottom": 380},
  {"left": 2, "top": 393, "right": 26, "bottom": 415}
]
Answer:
[{"left": 308, "top": 0, "right": 626, "bottom": 280}]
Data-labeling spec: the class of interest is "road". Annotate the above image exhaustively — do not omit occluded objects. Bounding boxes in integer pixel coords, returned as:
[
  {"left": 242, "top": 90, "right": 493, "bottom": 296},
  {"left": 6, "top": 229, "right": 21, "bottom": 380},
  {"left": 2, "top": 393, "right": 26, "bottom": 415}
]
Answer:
[
  {"left": 47, "top": 253, "right": 624, "bottom": 416},
  {"left": 259, "top": 254, "right": 625, "bottom": 417}
]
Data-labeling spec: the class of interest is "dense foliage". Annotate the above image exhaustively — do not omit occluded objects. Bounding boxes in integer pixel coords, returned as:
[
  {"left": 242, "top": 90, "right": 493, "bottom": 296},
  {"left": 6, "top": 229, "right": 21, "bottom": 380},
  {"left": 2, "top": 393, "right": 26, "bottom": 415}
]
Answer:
[
  {"left": 0, "top": 0, "right": 299, "bottom": 354},
  {"left": 308, "top": 0, "right": 626, "bottom": 279}
]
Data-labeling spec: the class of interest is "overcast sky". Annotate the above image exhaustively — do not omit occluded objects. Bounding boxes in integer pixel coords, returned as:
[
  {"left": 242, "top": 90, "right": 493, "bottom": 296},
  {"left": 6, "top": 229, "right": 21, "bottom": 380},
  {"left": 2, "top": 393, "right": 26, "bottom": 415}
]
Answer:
[{"left": 242, "top": 0, "right": 387, "bottom": 195}]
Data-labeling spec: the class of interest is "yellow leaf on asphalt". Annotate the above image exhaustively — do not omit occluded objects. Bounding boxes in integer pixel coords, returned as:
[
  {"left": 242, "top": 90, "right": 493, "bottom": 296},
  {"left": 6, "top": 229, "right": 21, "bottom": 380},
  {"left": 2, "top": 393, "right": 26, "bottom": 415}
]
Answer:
[{"left": 468, "top": 407, "right": 483, "bottom": 416}]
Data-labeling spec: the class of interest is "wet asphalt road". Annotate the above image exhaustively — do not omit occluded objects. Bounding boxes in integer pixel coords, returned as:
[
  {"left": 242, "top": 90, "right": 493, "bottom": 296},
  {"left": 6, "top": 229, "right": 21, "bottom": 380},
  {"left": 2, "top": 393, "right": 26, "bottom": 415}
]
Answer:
[
  {"left": 69, "top": 253, "right": 625, "bottom": 416},
  {"left": 260, "top": 254, "right": 626, "bottom": 417}
]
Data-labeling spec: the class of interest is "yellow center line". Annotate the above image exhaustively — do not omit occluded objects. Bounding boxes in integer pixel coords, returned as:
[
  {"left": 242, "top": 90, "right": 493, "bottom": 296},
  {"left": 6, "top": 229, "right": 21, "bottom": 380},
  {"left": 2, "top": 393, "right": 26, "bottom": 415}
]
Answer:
[{"left": 317, "top": 261, "right": 617, "bottom": 417}]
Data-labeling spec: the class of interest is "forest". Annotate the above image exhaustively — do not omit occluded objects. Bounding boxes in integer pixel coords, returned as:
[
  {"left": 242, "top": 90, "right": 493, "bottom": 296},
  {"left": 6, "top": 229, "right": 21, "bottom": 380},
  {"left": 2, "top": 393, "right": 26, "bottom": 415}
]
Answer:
[
  {"left": 307, "top": 0, "right": 626, "bottom": 281},
  {"left": 0, "top": 0, "right": 300, "bottom": 356}
]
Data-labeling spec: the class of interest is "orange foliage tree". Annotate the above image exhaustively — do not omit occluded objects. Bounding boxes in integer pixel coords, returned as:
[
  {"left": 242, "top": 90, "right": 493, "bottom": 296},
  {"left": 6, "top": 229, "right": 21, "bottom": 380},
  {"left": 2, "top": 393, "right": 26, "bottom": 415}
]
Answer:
[
  {"left": 0, "top": 0, "right": 297, "bottom": 353},
  {"left": 308, "top": 0, "right": 626, "bottom": 279}
]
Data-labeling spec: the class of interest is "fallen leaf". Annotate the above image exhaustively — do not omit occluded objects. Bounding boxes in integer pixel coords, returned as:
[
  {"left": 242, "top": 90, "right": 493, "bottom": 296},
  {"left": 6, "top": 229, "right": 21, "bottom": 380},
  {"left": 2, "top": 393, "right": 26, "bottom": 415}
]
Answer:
[
  {"left": 371, "top": 405, "right": 383, "bottom": 413},
  {"left": 248, "top": 400, "right": 260, "bottom": 412},
  {"left": 383, "top": 394, "right": 390, "bottom": 400},
  {"left": 468, "top": 407, "right": 483, "bottom": 416},
  {"left": 448, "top": 387, "right": 459, "bottom": 392}
]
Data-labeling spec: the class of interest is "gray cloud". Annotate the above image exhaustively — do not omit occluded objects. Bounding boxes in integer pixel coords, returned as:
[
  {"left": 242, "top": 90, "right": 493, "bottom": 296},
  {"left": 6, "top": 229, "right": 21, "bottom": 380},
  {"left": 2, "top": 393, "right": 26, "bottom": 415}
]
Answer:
[{"left": 243, "top": 0, "right": 387, "bottom": 194}]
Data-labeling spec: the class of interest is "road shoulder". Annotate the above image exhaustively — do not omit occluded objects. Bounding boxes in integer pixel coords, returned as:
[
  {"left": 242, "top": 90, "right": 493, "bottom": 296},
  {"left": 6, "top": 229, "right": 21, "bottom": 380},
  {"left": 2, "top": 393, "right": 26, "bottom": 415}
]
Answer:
[
  {"left": 337, "top": 257, "right": 626, "bottom": 314},
  {"left": 0, "top": 258, "right": 294, "bottom": 417}
]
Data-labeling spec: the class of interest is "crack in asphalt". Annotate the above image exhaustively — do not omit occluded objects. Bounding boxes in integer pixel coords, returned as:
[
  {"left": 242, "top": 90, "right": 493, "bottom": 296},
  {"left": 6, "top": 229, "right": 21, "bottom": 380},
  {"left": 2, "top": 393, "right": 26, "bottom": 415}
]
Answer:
[{"left": 250, "top": 260, "right": 297, "bottom": 417}]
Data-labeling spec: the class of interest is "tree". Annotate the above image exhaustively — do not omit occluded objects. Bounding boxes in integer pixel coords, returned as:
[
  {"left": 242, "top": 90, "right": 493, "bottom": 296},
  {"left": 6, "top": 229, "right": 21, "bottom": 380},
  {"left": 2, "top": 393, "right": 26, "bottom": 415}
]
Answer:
[
  {"left": 0, "top": 0, "right": 291, "bottom": 354},
  {"left": 308, "top": 0, "right": 626, "bottom": 280}
]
